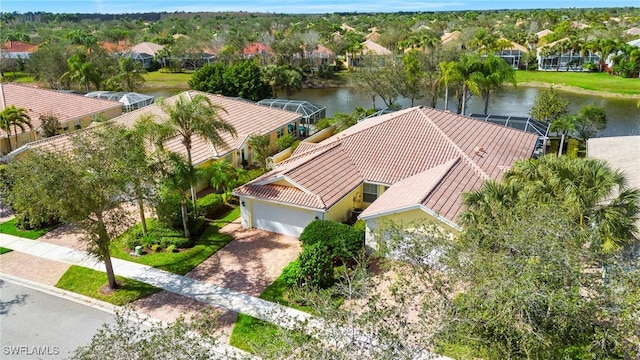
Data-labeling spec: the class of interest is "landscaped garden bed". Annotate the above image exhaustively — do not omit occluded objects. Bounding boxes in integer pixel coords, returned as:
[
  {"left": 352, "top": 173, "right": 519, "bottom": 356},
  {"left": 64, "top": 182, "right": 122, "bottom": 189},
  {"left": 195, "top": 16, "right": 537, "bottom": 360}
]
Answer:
[{"left": 110, "top": 207, "right": 239, "bottom": 275}]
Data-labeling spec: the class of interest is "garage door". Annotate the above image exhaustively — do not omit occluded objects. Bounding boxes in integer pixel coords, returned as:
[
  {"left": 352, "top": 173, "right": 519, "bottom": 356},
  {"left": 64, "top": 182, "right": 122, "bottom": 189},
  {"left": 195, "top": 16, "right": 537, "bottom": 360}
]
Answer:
[{"left": 252, "top": 201, "right": 316, "bottom": 237}]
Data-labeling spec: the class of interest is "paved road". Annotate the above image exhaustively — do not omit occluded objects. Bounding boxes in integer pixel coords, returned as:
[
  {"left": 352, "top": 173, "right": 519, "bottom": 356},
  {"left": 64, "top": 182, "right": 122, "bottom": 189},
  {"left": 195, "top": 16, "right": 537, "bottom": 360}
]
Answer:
[{"left": 0, "top": 280, "right": 115, "bottom": 359}]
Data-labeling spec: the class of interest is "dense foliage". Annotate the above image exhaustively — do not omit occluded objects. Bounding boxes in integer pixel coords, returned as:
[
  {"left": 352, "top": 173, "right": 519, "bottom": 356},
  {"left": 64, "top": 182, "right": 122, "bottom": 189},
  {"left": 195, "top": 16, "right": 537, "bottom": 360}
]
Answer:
[{"left": 188, "top": 60, "right": 271, "bottom": 101}]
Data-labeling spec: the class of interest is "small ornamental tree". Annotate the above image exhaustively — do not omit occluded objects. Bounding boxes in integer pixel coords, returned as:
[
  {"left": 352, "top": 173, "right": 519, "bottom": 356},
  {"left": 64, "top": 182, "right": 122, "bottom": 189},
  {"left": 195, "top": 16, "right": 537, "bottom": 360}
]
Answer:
[
  {"left": 39, "top": 113, "right": 62, "bottom": 138},
  {"left": 529, "top": 85, "right": 570, "bottom": 122}
]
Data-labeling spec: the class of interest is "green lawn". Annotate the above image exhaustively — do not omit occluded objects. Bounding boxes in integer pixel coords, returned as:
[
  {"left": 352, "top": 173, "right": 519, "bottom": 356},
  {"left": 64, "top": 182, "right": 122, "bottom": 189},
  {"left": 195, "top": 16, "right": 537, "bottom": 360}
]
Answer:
[
  {"left": 0, "top": 218, "right": 56, "bottom": 239},
  {"left": 56, "top": 265, "right": 161, "bottom": 306},
  {"left": 141, "top": 71, "right": 192, "bottom": 89},
  {"left": 229, "top": 267, "right": 313, "bottom": 352},
  {"left": 110, "top": 208, "right": 239, "bottom": 275},
  {"left": 515, "top": 71, "right": 640, "bottom": 96},
  {"left": 0, "top": 71, "right": 35, "bottom": 83},
  {"left": 0, "top": 247, "right": 12, "bottom": 254}
]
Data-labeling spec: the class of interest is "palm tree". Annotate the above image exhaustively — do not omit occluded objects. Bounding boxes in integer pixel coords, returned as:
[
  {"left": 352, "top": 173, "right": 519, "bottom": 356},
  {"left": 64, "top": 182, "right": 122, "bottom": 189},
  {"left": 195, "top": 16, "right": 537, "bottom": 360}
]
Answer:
[
  {"left": 505, "top": 156, "right": 640, "bottom": 251},
  {"left": 158, "top": 93, "right": 237, "bottom": 204},
  {"left": 456, "top": 55, "right": 482, "bottom": 116},
  {"left": 162, "top": 152, "right": 201, "bottom": 238},
  {"left": 0, "top": 105, "right": 32, "bottom": 152},
  {"left": 438, "top": 61, "right": 460, "bottom": 111},
  {"left": 61, "top": 53, "right": 99, "bottom": 92},
  {"left": 550, "top": 114, "right": 576, "bottom": 156},
  {"left": 476, "top": 55, "right": 516, "bottom": 115},
  {"left": 109, "top": 57, "right": 146, "bottom": 92}
]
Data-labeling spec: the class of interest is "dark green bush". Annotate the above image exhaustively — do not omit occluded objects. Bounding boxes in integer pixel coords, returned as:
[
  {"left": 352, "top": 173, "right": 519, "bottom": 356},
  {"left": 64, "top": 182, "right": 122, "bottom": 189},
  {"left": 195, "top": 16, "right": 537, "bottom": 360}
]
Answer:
[
  {"left": 196, "top": 193, "right": 225, "bottom": 219},
  {"left": 156, "top": 192, "right": 190, "bottom": 230},
  {"left": 14, "top": 212, "right": 58, "bottom": 231},
  {"left": 299, "top": 220, "right": 364, "bottom": 261},
  {"left": 156, "top": 192, "right": 204, "bottom": 238},
  {"left": 298, "top": 243, "right": 334, "bottom": 289},
  {"left": 281, "top": 260, "right": 302, "bottom": 287}
]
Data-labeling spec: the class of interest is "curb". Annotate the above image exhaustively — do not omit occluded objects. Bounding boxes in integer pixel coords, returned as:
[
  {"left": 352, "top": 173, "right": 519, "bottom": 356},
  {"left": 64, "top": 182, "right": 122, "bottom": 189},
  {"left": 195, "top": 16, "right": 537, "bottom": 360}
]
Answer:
[{"left": 0, "top": 272, "right": 162, "bottom": 328}]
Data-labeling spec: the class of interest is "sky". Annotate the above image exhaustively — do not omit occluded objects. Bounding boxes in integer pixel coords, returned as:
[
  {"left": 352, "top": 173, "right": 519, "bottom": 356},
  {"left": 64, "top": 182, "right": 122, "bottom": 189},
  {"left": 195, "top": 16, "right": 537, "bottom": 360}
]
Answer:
[{"left": 0, "top": 0, "right": 638, "bottom": 15}]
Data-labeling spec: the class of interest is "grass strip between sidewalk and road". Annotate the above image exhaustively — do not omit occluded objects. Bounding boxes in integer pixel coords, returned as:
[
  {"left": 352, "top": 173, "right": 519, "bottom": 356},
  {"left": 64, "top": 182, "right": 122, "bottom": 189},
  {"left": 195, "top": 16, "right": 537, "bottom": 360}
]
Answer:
[
  {"left": 0, "top": 218, "right": 57, "bottom": 239},
  {"left": 229, "top": 267, "right": 313, "bottom": 352},
  {"left": 56, "top": 265, "right": 161, "bottom": 306}
]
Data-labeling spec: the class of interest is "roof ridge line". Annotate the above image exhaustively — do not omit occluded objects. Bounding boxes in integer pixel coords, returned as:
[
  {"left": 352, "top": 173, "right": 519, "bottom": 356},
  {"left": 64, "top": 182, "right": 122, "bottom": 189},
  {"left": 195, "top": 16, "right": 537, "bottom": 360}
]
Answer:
[
  {"left": 425, "top": 110, "right": 490, "bottom": 181},
  {"left": 419, "top": 157, "right": 462, "bottom": 202}
]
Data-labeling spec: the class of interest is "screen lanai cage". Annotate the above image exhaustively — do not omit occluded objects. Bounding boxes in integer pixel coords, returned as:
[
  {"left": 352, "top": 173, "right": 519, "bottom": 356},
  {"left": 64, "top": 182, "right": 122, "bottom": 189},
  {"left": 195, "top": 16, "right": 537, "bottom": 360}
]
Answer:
[
  {"left": 85, "top": 91, "right": 155, "bottom": 112},
  {"left": 468, "top": 113, "right": 550, "bottom": 156},
  {"left": 257, "top": 99, "right": 326, "bottom": 138}
]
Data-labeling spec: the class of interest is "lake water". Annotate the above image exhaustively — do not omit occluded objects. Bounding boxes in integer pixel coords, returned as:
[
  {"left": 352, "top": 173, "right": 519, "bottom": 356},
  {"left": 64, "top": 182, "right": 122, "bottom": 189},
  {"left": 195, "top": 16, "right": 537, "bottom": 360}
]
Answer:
[{"left": 143, "top": 86, "right": 640, "bottom": 137}]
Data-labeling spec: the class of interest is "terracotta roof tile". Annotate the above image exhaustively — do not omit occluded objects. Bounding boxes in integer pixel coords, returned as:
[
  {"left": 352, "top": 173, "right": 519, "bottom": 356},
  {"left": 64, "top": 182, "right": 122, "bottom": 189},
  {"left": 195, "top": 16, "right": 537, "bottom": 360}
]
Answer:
[
  {"left": 0, "top": 83, "right": 122, "bottom": 137},
  {"left": 23, "top": 91, "right": 300, "bottom": 166},
  {"left": 236, "top": 106, "right": 538, "bottom": 227},
  {"left": 1, "top": 41, "right": 38, "bottom": 53}
]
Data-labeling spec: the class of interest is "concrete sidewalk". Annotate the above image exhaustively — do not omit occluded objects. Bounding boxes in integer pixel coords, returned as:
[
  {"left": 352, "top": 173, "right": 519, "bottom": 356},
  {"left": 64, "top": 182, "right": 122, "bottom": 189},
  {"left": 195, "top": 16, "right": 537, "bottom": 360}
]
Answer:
[{"left": 0, "top": 234, "right": 311, "bottom": 330}]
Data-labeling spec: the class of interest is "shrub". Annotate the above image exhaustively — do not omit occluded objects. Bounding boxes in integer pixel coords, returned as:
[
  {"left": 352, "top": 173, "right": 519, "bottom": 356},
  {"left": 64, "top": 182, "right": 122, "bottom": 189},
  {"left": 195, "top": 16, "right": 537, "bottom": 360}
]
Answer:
[
  {"left": 14, "top": 212, "right": 57, "bottom": 231},
  {"left": 276, "top": 133, "right": 296, "bottom": 151},
  {"left": 281, "top": 260, "right": 302, "bottom": 287},
  {"left": 166, "top": 244, "right": 177, "bottom": 253},
  {"left": 298, "top": 243, "right": 334, "bottom": 289},
  {"left": 196, "top": 193, "right": 224, "bottom": 219},
  {"left": 150, "top": 244, "right": 160, "bottom": 252},
  {"left": 156, "top": 192, "right": 190, "bottom": 230},
  {"left": 156, "top": 192, "right": 204, "bottom": 237},
  {"left": 299, "top": 219, "right": 364, "bottom": 261}
]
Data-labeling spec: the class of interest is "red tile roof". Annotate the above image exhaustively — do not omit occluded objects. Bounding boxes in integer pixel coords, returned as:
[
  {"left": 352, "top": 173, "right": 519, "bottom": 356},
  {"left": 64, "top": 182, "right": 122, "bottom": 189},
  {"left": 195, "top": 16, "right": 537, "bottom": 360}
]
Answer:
[
  {"left": 0, "top": 83, "right": 122, "bottom": 137},
  {"left": 1, "top": 41, "right": 38, "bottom": 53},
  {"left": 242, "top": 42, "right": 274, "bottom": 56},
  {"left": 24, "top": 91, "right": 301, "bottom": 165},
  {"left": 235, "top": 106, "right": 538, "bottom": 226}
]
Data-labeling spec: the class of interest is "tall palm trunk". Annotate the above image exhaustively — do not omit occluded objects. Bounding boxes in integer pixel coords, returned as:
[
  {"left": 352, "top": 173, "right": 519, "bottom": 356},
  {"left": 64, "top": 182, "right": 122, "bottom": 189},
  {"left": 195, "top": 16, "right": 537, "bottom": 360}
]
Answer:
[
  {"left": 184, "top": 141, "right": 198, "bottom": 206},
  {"left": 461, "top": 84, "right": 468, "bottom": 116},
  {"left": 558, "top": 132, "right": 566, "bottom": 156},
  {"left": 136, "top": 188, "right": 147, "bottom": 236},
  {"left": 180, "top": 193, "right": 191, "bottom": 239},
  {"left": 443, "top": 86, "right": 449, "bottom": 111},
  {"left": 483, "top": 92, "right": 490, "bottom": 115}
]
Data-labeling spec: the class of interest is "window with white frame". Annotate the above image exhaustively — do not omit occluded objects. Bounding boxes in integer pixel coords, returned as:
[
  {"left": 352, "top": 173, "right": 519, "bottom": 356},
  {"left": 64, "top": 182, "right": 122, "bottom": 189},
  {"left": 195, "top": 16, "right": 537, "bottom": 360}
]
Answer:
[
  {"left": 363, "top": 183, "right": 379, "bottom": 203},
  {"left": 277, "top": 127, "right": 285, "bottom": 138}
]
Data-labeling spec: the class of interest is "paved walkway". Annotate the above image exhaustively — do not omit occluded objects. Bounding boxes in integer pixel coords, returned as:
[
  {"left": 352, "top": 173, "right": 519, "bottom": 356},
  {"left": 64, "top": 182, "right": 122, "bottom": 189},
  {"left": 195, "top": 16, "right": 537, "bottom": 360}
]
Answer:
[{"left": 0, "top": 234, "right": 312, "bottom": 331}]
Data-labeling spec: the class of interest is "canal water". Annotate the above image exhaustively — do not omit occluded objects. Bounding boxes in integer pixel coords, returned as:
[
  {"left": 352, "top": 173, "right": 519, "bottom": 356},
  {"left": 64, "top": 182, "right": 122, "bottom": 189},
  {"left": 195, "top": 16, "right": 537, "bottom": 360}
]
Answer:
[{"left": 143, "top": 85, "right": 640, "bottom": 137}]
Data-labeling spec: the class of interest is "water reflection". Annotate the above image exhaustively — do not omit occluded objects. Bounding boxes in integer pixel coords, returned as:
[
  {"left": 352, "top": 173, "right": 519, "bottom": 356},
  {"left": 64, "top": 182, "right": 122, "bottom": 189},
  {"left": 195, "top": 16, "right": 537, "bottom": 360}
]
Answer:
[{"left": 142, "top": 86, "right": 640, "bottom": 137}]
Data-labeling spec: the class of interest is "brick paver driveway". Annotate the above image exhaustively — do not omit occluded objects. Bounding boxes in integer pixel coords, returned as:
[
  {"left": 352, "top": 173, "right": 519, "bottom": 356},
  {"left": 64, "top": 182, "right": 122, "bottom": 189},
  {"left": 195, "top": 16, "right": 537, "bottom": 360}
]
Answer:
[{"left": 133, "top": 220, "right": 302, "bottom": 337}]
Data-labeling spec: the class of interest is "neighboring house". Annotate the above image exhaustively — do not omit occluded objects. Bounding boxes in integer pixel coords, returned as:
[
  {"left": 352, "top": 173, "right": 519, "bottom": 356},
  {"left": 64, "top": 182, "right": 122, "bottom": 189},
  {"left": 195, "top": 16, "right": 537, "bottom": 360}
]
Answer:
[
  {"left": 242, "top": 42, "right": 275, "bottom": 64},
  {"left": 125, "top": 41, "right": 165, "bottom": 68},
  {"left": 535, "top": 29, "right": 554, "bottom": 43},
  {"left": 440, "top": 31, "right": 463, "bottom": 48},
  {"left": 99, "top": 40, "right": 129, "bottom": 54},
  {"left": 14, "top": 91, "right": 302, "bottom": 185},
  {"left": 536, "top": 38, "right": 599, "bottom": 71},
  {"left": 0, "top": 83, "right": 122, "bottom": 156},
  {"left": 305, "top": 44, "right": 336, "bottom": 67},
  {"left": 625, "top": 27, "right": 640, "bottom": 36},
  {"left": 494, "top": 41, "right": 529, "bottom": 69},
  {"left": 1, "top": 41, "right": 39, "bottom": 73},
  {"left": 346, "top": 39, "right": 393, "bottom": 68},
  {"left": 233, "top": 106, "right": 538, "bottom": 250}
]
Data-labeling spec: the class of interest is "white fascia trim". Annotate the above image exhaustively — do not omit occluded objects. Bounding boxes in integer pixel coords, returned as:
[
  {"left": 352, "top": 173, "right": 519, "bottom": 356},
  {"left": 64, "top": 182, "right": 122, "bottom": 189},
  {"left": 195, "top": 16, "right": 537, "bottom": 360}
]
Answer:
[
  {"left": 234, "top": 194, "right": 327, "bottom": 212},
  {"left": 255, "top": 175, "right": 315, "bottom": 196},
  {"left": 359, "top": 204, "right": 462, "bottom": 232},
  {"left": 359, "top": 204, "right": 423, "bottom": 220}
]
